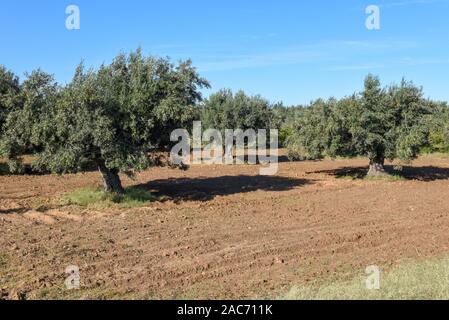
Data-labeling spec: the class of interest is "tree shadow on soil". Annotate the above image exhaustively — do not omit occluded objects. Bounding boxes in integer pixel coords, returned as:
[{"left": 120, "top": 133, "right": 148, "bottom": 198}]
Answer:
[
  {"left": 0, "top": 208, "right": 28, "bottom": 215},
  {"left": 312, "top": 165, "right": 449, "bottom": 182},
  {"left": 0, "top": 163, "right": 10, "bottom": 175},
  {"left": 136, "top": 175, "right": 310, "bottom": 202}
]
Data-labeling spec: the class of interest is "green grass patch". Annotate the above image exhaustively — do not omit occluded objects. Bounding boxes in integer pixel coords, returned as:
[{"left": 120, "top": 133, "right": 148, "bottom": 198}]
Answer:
[
  {"left": 62, "top": 187, "right": 158, "bottom": 208},
  {"left": 336, "top": 175, "right": 357, "bottom": 181},
  {"left": 281, "top": 257, "right": 449, "bottom": 300}
]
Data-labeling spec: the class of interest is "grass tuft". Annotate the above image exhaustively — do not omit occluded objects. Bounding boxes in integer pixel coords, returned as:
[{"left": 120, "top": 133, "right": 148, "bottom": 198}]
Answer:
[
  {"left": 0, "top": 252, "right": 8, "bottom": 270},
  {"left": 62, "top": 187, "right": 158, "bottom": 208},
  {"left": 281, "top": 257, "right": 449, "bottom": 300}
]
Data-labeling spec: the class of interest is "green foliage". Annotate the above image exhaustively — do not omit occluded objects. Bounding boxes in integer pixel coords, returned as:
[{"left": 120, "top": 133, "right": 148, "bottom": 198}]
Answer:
[
  {"left": 269, "top": 103, "right": 289, "bottom": 130},
  {"left": 279, "top": 126, "right": 293, "bottom": 147},
  {"left": 384, "top": 79, "right": 433, "bottom": 162},
  {"left": 62, "top": 187, "right": 157, "bottom": 208},
  {"left": 201, "top": 89, "right": 272, "bottom": 133},
  {"left": 34, "top": 50, "right": 208, "bottom": 174},
  {"left": 0, "top": 66, "right": 20, "bottom": 128},
  {"left": 2, "top": 60, "right": 449, "bottom": 182},
  {"left": 287, "top": 75, "right": 435, "bottom": 168},
  {"left": 422, "top": 101, "right": 449, "bottom": 154},
  {"left": 423, "top": 132, "right": 448, "bottom": 154},
  {"left": 1, "top": 49, "right": 209, "bottom": 191},
  {"left": 201, "top": 90, "right": 304, "bottom": 148},
  {"left": 286, "top": 99, "right": 332, "bottom": 160},
  {"left": 269, "top": 103, "right": 304, "bottom": 147},
  {"left": 0, "top": 162, "right": 9, "bottom": 174},
  {"left": 0, "top": 69, "right": 58, "bottom": 172}
]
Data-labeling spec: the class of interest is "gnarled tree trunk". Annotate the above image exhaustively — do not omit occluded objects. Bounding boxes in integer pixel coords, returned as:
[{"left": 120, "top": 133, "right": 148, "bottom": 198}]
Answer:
[
  {"left": 96, "top": 160, "right": 124, "bottom": 194},
  {"left": 367, "top": 157, "right": 386, "bottom": 177}
]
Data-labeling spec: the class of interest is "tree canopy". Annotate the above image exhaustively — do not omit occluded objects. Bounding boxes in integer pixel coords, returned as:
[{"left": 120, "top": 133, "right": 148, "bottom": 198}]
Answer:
[
  {"left": 287, "top": 75, "right": 435, "bottom": 176},
  {"left": 201, "top": 89, "right": 272, "bottom": 133},
  {"left": 0, "top": 66, "right": 21, "bottom": 135},
  {"left": 1, "top": 49, "right": 209, "bottom": 192},
  {"left": 1, "top": 69, "right": 58, "bottom": 172}
]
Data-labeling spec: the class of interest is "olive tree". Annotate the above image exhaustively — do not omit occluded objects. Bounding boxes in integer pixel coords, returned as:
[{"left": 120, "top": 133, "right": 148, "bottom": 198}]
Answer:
[
  {"left": 268, "top": 103, "right": 301, "bottom": 147},
  {"left": 0, "top": 69, "right": 58, "bottom": 172},
  {"left": 351, "top": 75, "right": 432, "bottom": 176},
  {"left": 201, "top": 89, "right": 272, "bottom": 133},
  {"left": 4, "top": 50, "right": 209, "bottom": 193},
  {"left": 286, "top": 99, "right": 333, "bottom": 160},
  {"left": 425, "top": 101, "right": 449, "bottom": 153},
  {"left": 0, "top": 66, "right": 21, "bottom": 137},
  {"left": 287, "top": 75, "right": 433, "bottom": 176}
]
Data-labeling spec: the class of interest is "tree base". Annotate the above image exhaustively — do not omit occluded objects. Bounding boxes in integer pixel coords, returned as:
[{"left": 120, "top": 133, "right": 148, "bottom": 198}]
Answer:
[
  {"left": 367, "top": 162, "right": 387, "bottom": 177},
  {"left": 97, "top": 160, "right": 125, "bottom": 194}
]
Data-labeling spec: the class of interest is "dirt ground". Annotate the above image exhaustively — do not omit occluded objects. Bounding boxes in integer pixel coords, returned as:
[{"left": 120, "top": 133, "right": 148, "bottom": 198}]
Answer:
[{"left": 2, "top": 153, "right": 449, "bottom": 300}]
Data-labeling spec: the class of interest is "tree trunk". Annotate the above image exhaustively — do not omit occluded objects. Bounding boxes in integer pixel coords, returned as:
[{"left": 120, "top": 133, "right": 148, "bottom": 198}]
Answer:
[
  {"left": 96, "top": 160, "right": 124, "bottom": 194},
  {"left": 367, "top": 158, "right": 387, "bottom": 177}
]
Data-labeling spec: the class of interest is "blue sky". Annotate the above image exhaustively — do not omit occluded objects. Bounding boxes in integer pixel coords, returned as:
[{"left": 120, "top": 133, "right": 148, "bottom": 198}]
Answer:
[{"left": 1, "top": 0, "right": 448, "bottom": 105}]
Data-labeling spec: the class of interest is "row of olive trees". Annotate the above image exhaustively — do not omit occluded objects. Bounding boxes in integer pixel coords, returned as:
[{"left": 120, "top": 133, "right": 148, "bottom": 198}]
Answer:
[
  {"left": 0, "top": 51, "right": 286, "bottom": 194},
  {"left": 2, "top": 54, "right": 449, "bottom": 191},
  {"left": 0, "top": 49, "right": 209, "bottom": 193},
  {"left": 286, "top": 75, "right": 449, "bottom": 176}
]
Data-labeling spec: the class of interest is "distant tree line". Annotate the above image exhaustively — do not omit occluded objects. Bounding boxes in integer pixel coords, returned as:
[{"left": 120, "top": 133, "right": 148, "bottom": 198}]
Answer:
[{"left": 1, "top": 49, "right": 449, "bottom": 192}]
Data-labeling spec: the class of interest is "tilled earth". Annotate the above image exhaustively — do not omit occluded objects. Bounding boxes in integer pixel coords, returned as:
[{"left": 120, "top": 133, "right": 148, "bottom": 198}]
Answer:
[{"left": 1, "top": 155, "right": 449, "bottom": 299}]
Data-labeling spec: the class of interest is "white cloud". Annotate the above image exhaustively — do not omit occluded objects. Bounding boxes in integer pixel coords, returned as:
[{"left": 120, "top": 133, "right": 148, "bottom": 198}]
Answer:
[
  {"left": 327, "top": 64, "right": 386, "bottom": 71},
  {"left": 196, "top": 40, "right": 416, "bottom": 72},
  {"left": 380, "top": 0, "right": 449, "bottom": 8},
  {"left": 399, "top": 57, "right": 449, "bottom": 65}
]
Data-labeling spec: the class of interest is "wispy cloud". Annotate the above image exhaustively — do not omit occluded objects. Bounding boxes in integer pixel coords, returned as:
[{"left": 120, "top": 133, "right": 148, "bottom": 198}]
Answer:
[
  {"left": 328, "top": 40, "right": 416, "bottom": 50},
  {"left": 328, "top": 57, "right": 449, "bottom": 72},
  {"left": 197, "top": 49, "right": 327, "bottom": 72},
  {"left": 196, "top": 40, "right": 416, "bottom": 72},
  {"left": 379, "top": 0, "right": 449, "bottom": 8},
  {"left": 351, "top": 0, "right": 448, "bottom": 11},
  {"left": 327, "top": 64, "right": 386, "bottom": 71},
  {"left": 399, "top": 57, "right": 449, "bottom": 65}
]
